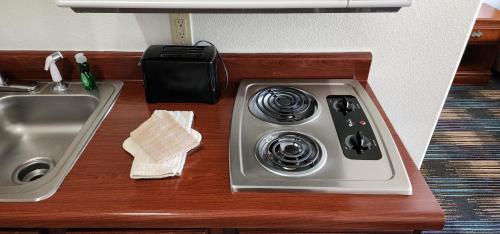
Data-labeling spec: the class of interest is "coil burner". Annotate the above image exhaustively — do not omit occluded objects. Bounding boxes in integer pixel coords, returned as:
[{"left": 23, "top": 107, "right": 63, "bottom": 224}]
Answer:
[
  {"left": 255, "top": 131, "right": 324, "bottom": 176},
  {"left": 249, "top": 87, "right": 317, "bottom": 124}
]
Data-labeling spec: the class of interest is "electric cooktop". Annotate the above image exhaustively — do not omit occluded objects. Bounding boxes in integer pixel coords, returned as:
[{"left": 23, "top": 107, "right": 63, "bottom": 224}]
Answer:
[{"left": 229, "top": 79, "right": 412, "bottom": 195}]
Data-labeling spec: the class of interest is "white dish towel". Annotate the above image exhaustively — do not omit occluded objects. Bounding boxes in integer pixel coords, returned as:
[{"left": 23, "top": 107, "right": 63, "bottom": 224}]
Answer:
[{"left": 123, "top": 111, "right": 202, "bottom": 179}]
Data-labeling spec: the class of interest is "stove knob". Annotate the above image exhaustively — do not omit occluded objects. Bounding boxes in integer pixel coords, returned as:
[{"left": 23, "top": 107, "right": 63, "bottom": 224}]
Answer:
[
  {"left": 336, "top": 97, "right": 353, "bottom": 115},
  {"left": 348, "top": 131, "right": 371, "bottom": 154}
]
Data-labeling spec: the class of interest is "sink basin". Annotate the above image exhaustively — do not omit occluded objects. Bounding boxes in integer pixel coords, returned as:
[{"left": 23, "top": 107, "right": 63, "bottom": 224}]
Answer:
[{"left": 0, "top": 81, "right": 123, "bottom": 201}]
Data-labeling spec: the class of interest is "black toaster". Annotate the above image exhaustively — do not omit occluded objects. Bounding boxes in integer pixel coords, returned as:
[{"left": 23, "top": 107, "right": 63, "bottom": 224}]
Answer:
[{"left": 140, "top": 45, "right": 220, "bottom": 104}]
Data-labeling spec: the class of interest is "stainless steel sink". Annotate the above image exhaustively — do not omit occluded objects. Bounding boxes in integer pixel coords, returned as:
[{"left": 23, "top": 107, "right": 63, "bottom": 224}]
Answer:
[{"left": 0, "top": 81, "right": 123, "bottom": 202}]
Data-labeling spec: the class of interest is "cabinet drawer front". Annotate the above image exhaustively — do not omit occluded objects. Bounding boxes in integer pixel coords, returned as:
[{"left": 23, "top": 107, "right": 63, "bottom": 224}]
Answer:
[{"left": 469, "top": 29, "right": 500, "bottom": 42}]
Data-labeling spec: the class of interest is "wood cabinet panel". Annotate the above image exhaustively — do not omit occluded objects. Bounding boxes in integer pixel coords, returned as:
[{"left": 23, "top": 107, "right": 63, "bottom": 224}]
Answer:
[
  {"left": 66, "top": 229, "right": 207, "bottom": 234},
  {"left": 0, "top": 230, "right": 39, "bottom": 234},
  {"left": 239, "top": 230, "right": 418, "bottom": 234},
  {"left": 454, "top": 3, "right": 500, "bottom": 84},
  {"left": 468, "top": 29, "right": 500, "bottom": 43}
]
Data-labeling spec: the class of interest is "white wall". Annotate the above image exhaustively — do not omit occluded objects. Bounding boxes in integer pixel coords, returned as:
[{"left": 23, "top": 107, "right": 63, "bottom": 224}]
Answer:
[
  {"left": 0, "top": 1, "right": 171, "bottom": 51},
  {"left": 0, "top": 0, "right": 481, "bottom": 168}
]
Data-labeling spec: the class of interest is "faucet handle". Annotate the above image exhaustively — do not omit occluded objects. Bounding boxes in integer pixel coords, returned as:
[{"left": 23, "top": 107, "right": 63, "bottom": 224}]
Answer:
[
  {"left": 44, "top": 51, "right": 68, "bottom": 91},
  {"left": 44, "top": 51, "right": 64, "bottom": 71},
  {"left": 0, "top": 72, "right": 7, "bottom": 86}
]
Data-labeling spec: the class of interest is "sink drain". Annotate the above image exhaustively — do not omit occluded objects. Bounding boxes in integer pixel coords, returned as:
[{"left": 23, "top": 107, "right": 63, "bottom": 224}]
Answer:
[{"left": 13, "top": 158, "right": 55, "bottom": 184}]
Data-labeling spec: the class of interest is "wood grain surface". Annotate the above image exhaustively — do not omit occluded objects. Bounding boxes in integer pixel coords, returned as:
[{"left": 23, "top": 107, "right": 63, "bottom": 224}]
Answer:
[
  {"left": 0, "top": 80, "right": 443, "bottom": 231},
  {"left": 0, "top": 51, "right": 143, "bottom": 81},
  {"left": 222, "top": 53, "right": 371, "bottom": 81},
  {"left": 0, "top": 52, "right": 371, "bottom": 82},
  {"left": 476, "top": 3, "right": 500, "bottom": 29},
  {"left": 0, "top": 51, "right": 443, "bottom": 231},
  {"left": 454, "top": 3, "right": 500, "bottom": 84},
  {"left": 454, "top": 44, "right": 499, "bottom": 85}
]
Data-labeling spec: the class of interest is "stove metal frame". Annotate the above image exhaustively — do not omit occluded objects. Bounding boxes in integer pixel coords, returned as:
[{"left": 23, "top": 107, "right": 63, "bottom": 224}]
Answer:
[{"left": 229, "top": 79, "right": 412, "bottom": 195}]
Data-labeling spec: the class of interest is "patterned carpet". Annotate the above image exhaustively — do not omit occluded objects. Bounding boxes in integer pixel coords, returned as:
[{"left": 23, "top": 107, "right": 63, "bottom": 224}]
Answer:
[{"left": 421, "top": 77, "right": 500, "bottom": 233}]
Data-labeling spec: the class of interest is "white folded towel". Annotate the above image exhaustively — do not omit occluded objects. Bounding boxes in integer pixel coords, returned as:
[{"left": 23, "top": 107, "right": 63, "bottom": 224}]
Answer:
[{"left": 123, "top": 111, "right": 202, "bottom": 179}]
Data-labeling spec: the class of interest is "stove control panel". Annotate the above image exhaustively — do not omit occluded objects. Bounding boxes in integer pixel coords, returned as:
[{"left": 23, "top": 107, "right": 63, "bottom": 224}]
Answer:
[{"left": 327, "top": 95, "right": 382, "bottom": 160}]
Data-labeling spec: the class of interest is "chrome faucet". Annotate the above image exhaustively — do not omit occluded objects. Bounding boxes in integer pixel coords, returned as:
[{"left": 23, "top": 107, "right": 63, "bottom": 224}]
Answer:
[
  {"left": 0, "top": 72, "right": 39, "bottom": 92},
  {"left": 0, "top": 73, "right": 6, "bottom": 86},
  {"left": 44, "top": 51, "right": 68, "bottom": 91}
]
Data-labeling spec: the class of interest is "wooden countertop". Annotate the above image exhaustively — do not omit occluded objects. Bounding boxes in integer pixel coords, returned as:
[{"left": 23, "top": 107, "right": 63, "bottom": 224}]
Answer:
[
  {"left": 0, "top": 81, "right": 444, "bottom": 231},
  {"left": 478, "top": 3, "right": 500, "bottom": 21},
  {"left": 476, "top": 3, "right": 500, "bottom": 29}
]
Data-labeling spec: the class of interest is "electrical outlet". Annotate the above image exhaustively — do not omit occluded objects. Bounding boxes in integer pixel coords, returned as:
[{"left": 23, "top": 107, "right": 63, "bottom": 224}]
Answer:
[{"left": 170, "top": 13, "right": 192, "bottom": 45}]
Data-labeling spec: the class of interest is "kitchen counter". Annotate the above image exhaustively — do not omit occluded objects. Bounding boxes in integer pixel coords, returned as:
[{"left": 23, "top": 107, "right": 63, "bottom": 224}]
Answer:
[{"left": 0, "top": 81, "right": 444, "bottom": 232}]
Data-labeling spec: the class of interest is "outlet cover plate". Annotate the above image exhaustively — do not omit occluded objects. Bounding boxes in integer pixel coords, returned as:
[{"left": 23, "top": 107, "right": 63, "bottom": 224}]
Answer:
[{"left": 170, "top": 13, "right": 193, "bottom": 45}]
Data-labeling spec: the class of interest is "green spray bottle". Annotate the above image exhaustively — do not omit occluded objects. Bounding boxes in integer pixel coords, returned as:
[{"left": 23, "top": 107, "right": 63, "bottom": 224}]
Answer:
[{"left": 75, "top": 53, "right": 97, "bottom": 90}]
